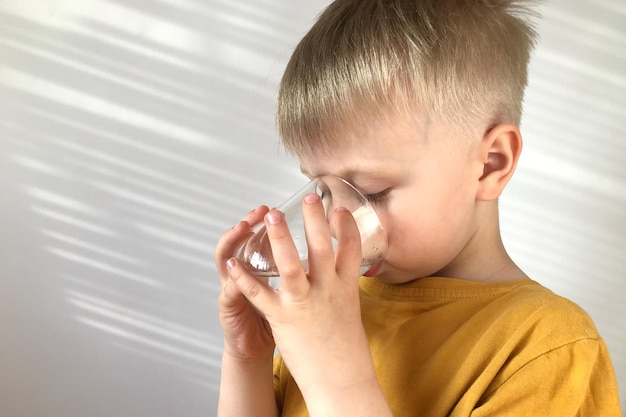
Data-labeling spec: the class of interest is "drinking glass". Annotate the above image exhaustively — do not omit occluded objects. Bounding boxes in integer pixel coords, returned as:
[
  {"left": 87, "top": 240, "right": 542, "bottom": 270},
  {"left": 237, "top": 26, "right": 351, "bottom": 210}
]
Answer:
[{"left": 236, "top": 176, "right": 388, "bottom": 289}]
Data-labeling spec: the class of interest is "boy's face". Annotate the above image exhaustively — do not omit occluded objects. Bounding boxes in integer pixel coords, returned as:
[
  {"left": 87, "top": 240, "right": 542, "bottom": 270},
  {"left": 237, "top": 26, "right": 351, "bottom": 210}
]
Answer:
[{"left": 299, "top": 114, "right": 486, "bottom": 284}]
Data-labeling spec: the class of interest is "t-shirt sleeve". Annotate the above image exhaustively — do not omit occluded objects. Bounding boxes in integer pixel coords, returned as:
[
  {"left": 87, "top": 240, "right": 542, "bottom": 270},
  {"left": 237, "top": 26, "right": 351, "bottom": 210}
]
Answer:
[{"left": 471, "top": 337, "right": 622, "bottom": 416}]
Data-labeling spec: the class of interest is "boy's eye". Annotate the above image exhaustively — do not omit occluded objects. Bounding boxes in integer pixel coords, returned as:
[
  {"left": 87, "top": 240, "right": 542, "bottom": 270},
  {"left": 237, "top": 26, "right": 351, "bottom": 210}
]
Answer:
[
  {"left": 364, "top": 189, "right": 390, "bottom": 204},
  {"left": 320, "top": 188, "right": 389, "bottom": 205}
]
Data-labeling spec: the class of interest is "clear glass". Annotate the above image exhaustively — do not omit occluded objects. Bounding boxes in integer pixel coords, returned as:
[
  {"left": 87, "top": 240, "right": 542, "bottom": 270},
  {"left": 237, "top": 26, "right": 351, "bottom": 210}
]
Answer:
[{"left": 236, "top": 176, "right": 388, "bottom": 289}]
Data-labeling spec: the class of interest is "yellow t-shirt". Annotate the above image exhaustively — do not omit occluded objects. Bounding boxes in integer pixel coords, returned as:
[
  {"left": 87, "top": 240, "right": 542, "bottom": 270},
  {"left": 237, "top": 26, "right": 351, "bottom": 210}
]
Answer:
[{"left": 273, "top": 277, "right": 621, "bottom": 416}]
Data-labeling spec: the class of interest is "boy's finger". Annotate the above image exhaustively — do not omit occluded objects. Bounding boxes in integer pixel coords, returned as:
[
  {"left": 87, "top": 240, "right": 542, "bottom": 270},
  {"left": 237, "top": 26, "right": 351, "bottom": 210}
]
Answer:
[
  {"left": 215, "top": 206, "right": 270, "bottom": 283},
  {"left": 302, "top": 194, "right": 335, "bottom": 280},
  {"left": 242, "top": 205, "right": 270, "bottom": 226},
  {"left": 215, "top": 221, "right": 253, "bottom": 282},
  {"left": 264, "top": 209, "right": 310, "bottom": 298},
  {"left": 333, "top": 207, "right": 362, "bottom": 280},
  {"left": 226, "top": 257, "right": 276, "bottom": 313}
]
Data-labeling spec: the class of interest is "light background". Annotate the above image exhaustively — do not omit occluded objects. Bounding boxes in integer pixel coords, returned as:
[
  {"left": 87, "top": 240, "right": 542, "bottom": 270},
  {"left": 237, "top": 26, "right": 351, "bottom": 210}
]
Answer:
[{"left": 0, "top": 1, "right": 624, "bottom": 415}]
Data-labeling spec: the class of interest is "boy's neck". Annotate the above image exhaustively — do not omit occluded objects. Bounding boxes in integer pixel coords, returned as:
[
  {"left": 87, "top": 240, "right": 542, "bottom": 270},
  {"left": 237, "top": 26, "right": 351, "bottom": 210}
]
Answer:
[{"left": 434, "top": 201, "right": 529, "bottom": 283}]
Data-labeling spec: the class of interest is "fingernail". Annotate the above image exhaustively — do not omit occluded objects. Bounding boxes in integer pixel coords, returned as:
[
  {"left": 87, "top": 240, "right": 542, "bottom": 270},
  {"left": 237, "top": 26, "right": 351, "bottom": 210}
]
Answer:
[
  {"left": 226, "top": 258, "right": 236, "bottom": 270},
  {"left": 304, "top": 193, "right": 320, "bottom": 204},
  {"left": 335, "top": 206, "right": 349, "bottom": 213},
  {"left": 266, "top": 211, "right": 282, "bottom": 224}
]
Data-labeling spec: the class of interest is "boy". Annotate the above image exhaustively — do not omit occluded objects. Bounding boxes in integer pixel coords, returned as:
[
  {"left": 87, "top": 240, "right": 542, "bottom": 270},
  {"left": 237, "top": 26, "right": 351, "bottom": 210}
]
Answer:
[{"left": 215, "top": 0, "right": 621, "bottom": 416}]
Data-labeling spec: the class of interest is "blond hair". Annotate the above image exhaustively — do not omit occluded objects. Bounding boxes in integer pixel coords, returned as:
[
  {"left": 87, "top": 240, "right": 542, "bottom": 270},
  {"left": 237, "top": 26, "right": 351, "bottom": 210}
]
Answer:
[{"left": 276, "top": 0, "right": 540, "bottom": 156}]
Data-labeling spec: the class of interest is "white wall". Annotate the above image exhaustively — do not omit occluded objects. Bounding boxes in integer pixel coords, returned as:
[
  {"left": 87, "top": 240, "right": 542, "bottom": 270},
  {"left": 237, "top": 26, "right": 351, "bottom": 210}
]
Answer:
[{"left": 0, "top": 1, "right": 624, "bottom": 415}]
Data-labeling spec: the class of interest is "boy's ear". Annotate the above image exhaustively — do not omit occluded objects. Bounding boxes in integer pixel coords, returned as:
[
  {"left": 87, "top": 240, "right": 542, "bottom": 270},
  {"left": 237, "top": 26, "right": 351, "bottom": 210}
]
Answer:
[{"left": 476, "top": 123, "right": 523, "bottom": 201}]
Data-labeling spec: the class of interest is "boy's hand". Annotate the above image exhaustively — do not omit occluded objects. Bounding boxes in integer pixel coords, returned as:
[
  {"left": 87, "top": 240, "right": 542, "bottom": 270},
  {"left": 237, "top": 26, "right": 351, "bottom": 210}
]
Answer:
[
  {"left": 215, "top": 205, "right": 275, "bottom": 361},
  {"left": 225, "top": 194, "right": 379, "bottom": 401}
]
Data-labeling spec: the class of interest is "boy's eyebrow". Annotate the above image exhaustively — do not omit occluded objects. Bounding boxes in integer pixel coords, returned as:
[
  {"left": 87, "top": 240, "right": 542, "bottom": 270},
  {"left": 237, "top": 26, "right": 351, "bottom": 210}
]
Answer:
[{"left": 299, "top": 166, "right": 399, "bottom": 182}]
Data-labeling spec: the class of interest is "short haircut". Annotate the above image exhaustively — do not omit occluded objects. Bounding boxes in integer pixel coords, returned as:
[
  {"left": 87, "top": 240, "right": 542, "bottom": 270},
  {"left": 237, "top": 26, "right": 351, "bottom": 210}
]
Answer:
[{"left": 276, "top": 0, "right": 540, "bottom": 156}]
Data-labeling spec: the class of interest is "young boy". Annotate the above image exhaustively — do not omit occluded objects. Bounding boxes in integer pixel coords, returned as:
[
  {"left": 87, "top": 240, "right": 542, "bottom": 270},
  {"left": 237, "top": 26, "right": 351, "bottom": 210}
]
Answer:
[{"left": 215, "top": 0, "right": 621, "bottom": 416}]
